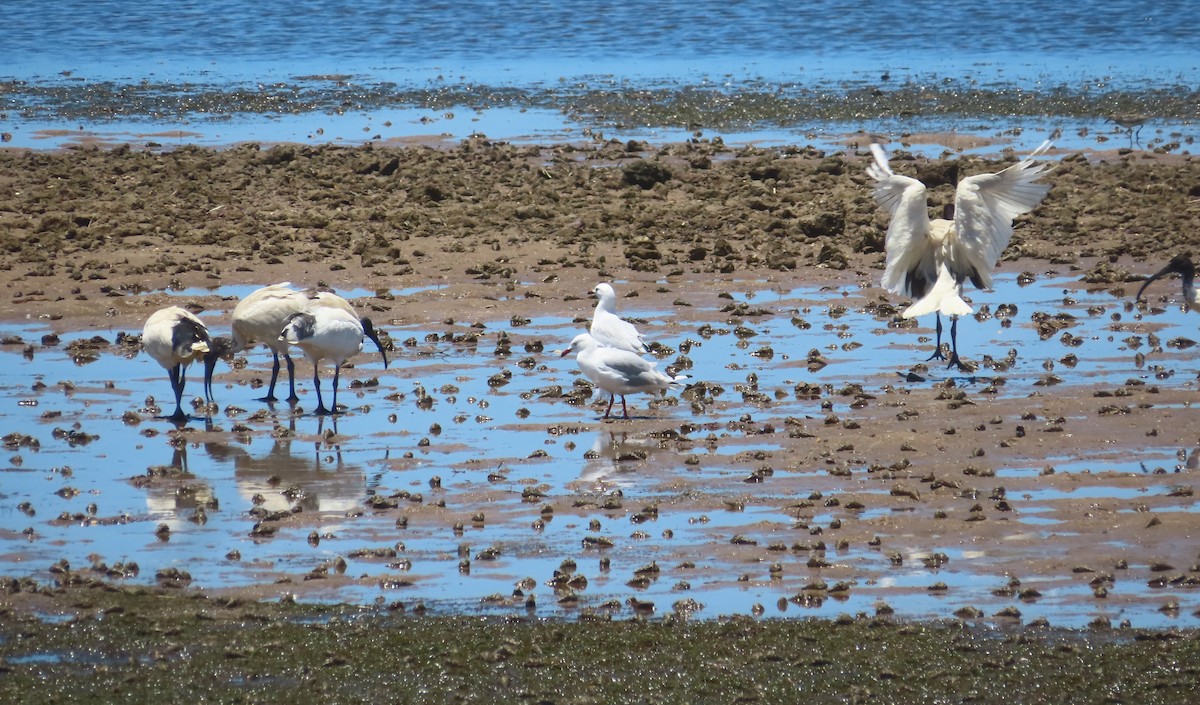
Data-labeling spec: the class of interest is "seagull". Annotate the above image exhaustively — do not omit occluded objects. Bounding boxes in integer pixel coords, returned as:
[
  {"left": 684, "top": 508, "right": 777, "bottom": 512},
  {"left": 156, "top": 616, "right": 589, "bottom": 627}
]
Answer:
[
  {"left": 558, "top": 332, "right": 687, "bottom": 419},
  {"left": 590, "top": 282, "right": 650, "bottom": 354},
  {"left": 142, "top": 306, "right": 231, "bottom": 422},
  {"left": 867, "top": 141, "right": 1054, "bottom": 370},
  {"left": 1136, "top": 254, "right": 1198, "bottom": 313},
  {"left": 279, "top": 305, "right": 389, "bottom": 415},
  {"left": 231, "top": 283, "right": 359, "bottom": 402}
]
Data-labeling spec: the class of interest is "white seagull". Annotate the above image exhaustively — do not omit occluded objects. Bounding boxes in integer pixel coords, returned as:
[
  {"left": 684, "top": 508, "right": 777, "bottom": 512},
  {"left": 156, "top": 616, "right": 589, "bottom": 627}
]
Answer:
[
  {"left": 142, "top": 306, "right": 231, "bottom": 422},
  {"left": 867, "top": 141, "right": 1053, "bottom": 370},
  {"left": 558, "top": 332, "right": 687, "bottom": 419},
  {"left": 591, "top": 282, "right": 650, "bottom": 354},
  {"left": 231, "top": 283, "right": 359, "bottom": 402},
  {"left": 1136, "top": 254, "right": 1199, "bottom": 313},
  {"left": 279, "top": 305, "right": 389, "bottom": 415}
]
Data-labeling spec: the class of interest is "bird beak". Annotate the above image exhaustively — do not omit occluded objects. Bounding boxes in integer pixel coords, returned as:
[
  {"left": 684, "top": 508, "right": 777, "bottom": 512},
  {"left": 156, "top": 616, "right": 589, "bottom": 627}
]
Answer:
[
  {"left": 1135, "top": 262, "right": 1180, "bottom": 302},
  {"left": 558, "top": 347, "right": 572, "bottom": 357},
  {"left": 362, "top": 319, "right": 389, "bottom": 369},
  {"left": 202, "top": 336, "right": 231, "bottom": 403}
]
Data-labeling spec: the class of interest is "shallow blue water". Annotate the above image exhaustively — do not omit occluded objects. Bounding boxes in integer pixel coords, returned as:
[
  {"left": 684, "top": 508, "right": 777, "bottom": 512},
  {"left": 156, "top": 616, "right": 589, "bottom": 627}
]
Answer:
[
  {"left": 3, "top": 1, "right": 1199, "bottom": 151},
  {"left": 7, "top": 0, "right": 1198, "bottom": 81},
  {"left": 1, "top": 272, "right": 1198, "bottom": 627}
]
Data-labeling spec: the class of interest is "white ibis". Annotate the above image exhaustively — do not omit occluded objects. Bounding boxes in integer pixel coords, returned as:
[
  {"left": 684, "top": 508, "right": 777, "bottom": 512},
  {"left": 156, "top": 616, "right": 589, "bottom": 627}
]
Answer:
[
  {"left": 1136, "top": 254, "right": 1198, "bottom": 313},
  {"left": 142, "top": 306, "right": 230, "bottom": 422},
  {"left": 867, "top": 141, "right": 1053, "bottom": 370},
  {"left": 558, "top": 332, "right": 687, "bottom": 419},
  {"left": 279, "top": 305, "right": 388, "bottom": 415},
  {"left": 590, "top": 282, "right": 650, "bottom": 354},
  {"left": 231, "top": 283, "right": 358, "bottom": 402}
]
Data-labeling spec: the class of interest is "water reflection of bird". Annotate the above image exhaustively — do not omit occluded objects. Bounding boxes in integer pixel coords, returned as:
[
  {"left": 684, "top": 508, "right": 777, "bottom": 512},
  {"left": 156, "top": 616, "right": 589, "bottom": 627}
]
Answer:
[
  {"left": 867, "top": 141, "right": 1053, "bottom": 370},
  {"left": 280, "top": 305, "right": 388, "bottom": 415},
  {"left": 578, "top": 431, "right": 659, "bottom": 486},
  {"left": 142, "top": 306, "right": 232, "bottom": 422},
  {"left": 220, "top": 437, "right": 366, "bottom": 514},
  {"left": 558, "top": 332, "right": 688, "bottom": 419},
  {"left": 591, "top": 282, "right": 650, "bottom": 354},
  {"left": 1136, "top": 254, "right": 1198, "bottom": 313}
]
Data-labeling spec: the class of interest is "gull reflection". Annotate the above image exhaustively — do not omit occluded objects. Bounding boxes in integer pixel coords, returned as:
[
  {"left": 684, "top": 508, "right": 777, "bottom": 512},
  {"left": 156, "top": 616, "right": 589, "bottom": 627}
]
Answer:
[{"left": 577, "top": 431, "right": 662, "bottom": 488}]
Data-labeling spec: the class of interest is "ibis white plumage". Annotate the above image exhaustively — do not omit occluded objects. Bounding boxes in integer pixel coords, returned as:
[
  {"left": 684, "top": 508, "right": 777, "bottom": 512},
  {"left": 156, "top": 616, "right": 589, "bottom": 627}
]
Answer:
[
  {"left": 231, "top": 283, "right": 359, "bottom": 402},
  {"left": 1136, "top": 254, "right": 1199, "bottom": 313},
  {"left": 590, "top": 282, "right": 650, "bottom": 354},
  {"left": 867, "top": 141, "right": 1053, "bottom": 370},
  {"left": 279, "top": 305, "right": 389, "bottom": 415},
  {"left": 558, "top": 332, "right": 687, "bottom": 419},
  {"left": 142, "top": 306, "right": 231, "bottom": 422}
]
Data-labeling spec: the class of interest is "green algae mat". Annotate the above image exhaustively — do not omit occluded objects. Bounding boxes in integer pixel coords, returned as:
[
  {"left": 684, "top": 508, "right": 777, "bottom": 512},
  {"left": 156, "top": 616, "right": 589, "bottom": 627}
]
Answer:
[{"left": 2, "top": 580, "right": 1197, "bottom": 704}]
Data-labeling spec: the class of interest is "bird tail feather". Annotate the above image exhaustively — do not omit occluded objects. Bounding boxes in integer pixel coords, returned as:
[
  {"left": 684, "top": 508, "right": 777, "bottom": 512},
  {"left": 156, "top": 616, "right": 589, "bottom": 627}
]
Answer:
[{"left": 902, "top": 273, "right": 972, "bottom": 319}]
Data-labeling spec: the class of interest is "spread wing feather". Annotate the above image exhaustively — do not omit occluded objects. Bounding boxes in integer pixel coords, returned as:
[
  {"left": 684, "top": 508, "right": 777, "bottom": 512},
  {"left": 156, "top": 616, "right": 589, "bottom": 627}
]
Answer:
[
  {"left": 952, "top": 140, "right": 1053, "bottom": 289},
  {"left": 867, "top": 144, "right": 937, "bottom": 296}
]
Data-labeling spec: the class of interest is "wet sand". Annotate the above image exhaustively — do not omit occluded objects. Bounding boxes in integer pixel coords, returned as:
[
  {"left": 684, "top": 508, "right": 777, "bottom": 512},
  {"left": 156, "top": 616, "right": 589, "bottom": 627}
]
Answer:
[{"left": 1, "top": 138, "right": 1200, "bottom": 700}]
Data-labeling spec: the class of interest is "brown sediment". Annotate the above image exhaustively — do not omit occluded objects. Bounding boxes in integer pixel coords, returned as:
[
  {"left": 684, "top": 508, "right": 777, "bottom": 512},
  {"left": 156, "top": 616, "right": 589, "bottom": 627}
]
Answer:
[{"left": 0, "top": 138, "right": 1198, "bottom": 627}]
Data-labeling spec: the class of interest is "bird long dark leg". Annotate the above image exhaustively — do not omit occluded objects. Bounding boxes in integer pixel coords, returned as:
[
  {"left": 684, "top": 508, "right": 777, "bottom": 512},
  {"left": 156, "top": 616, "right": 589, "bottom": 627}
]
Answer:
[
  {"left": 262, "top": 351, "right": 281, "bottom": 402},
  {"left": 330, "top": 365, "right": 341, "bottom": 415},
  {"left": 285, "top": 354, "right": 299, "bottom": 403},
  {"left": 926, "top": 314, "right": 947, "bottom": 362},
  {"left": 603, "top": 394, "right": 615, "bottom": 419},
  {"left": 621, "top": 395, "right": 629, "bottom": 419},
  {"left": 168, "top": 364, "right": 188, "bottom": 422},
  {"left": 312, "top": 366, "right": 329, "bottom": 415},
  {"left": 946, "top": 317, "right": 969, "bottom": 371}
]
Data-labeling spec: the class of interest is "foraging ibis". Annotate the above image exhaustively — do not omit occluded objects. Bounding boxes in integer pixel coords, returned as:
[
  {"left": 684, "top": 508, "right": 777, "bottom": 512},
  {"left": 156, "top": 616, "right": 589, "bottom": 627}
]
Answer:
[
  {"left": 1136, "top": 254, "right": 1198, "bottom": 313},
  {"left": 142, "top": 306, "right": 231, "bottom": 422},
  {"left": 279, "top": 305, "right": 388, "bottom": 415}
]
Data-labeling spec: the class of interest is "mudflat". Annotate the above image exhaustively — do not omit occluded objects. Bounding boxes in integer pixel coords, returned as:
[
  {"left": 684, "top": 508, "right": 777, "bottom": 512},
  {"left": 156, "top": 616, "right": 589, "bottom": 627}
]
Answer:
[{"left": 1, "top": 138, "right": 1199, "bottom": 703}]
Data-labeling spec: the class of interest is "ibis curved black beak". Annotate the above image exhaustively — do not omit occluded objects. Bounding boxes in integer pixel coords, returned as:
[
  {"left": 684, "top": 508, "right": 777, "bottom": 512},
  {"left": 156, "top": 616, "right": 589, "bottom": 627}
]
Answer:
[
  {"left": 361, "top": 318, "right": 389, "bottom": 370},
  {"left": 203, "top": 336, "right": 233, "bottom": 403},
  {"left": 1136, "top": 255, "right": 1194, "bottom": 303}
]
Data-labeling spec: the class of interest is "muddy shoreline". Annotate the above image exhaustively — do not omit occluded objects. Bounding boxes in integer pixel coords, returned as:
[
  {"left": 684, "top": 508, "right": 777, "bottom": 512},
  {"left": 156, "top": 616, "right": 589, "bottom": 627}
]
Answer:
[{"left": 1, "top": 138, "right": 1199, "bottom": 700}]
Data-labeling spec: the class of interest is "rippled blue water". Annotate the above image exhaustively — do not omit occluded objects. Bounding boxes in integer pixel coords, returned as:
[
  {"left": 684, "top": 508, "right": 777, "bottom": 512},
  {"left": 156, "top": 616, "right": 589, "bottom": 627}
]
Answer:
[
  {"left": 7, "top": 0, "right": 1199, "bottom": 84},
  {"left": 3, "top": 0, "right": 1198, "bottom": 150}
]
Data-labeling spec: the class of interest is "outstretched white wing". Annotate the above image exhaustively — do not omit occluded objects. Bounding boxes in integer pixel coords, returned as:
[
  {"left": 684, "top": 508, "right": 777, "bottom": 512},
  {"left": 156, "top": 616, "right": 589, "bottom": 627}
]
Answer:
[
  {"left": 953, "top": 141, "right": 1053, "bottom": 289},
  {"left": 867, "top": 144, "right": 937, "bottom": 297}
]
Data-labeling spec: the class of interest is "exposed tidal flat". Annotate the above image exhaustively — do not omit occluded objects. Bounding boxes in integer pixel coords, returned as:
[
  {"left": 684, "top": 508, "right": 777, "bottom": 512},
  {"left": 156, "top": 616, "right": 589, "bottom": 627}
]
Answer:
[
  {"left": 3, "top": 97, "right": 1200, "bottom": 700},
  {"left": 2, "top": 66, "right": 1198, "bottom": 152}
]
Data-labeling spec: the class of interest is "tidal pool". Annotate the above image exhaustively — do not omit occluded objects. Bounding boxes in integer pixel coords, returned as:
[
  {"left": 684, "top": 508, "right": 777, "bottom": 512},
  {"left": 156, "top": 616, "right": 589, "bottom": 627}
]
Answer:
[{"left": 1, "top": 271, "right": 1197, "bottom": 628}]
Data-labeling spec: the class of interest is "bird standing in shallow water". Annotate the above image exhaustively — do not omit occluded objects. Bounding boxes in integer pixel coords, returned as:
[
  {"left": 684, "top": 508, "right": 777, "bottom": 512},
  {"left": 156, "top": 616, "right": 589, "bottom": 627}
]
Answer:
[
  {"left": 558, "top": 332, "right": 687, "bottom": 419},
  {"left": 867, "top": 141, "right": 1054, "bottom": 370},
  {"left": 279, "top": 305, "right": 388, "bottom": 415},
  {"left": 231, "top": 283, "right": 310, "bottom": 402},
  {"left": 231, "top": 283, "right": 360, "bottom": 402},
  {"left": 142, "top": 306, "right": 230, "bottom": 422},
  {"left": 590, "top": 282, "right": 650, "bottom": 354},
  {"left": 1136, "top": 254, "right": 1199, "bottom": 313}
]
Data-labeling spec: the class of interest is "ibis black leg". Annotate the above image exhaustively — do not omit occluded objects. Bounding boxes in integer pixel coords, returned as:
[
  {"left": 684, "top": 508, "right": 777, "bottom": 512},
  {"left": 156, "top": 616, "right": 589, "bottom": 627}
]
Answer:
[
  {"left": 285, "top": 355, "right": 299, "bottom": 403},
  {"left": 262, "top": 352, "right": 282, "bottom": 402},
  {"left": 926, "top": 314, "right": 947, "bottom": 362},
  {"left": 946, "top": 317, "right": 969, "bottom": 371},
  {"left": 313, "top": 366, "right": 330, "bottom": 415},
  {"left": 168, "top": 364, "right": 188, "bottom": 422}
]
